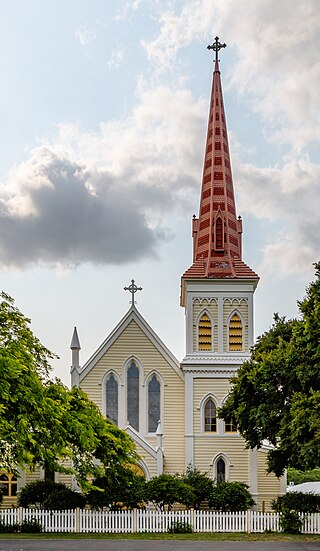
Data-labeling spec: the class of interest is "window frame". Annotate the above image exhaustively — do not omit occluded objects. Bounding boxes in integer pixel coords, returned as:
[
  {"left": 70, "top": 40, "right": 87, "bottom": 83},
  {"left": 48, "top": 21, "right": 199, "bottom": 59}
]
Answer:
[
  {"left": 196, "top": 309, "right": 214, "bottom": 352},
  {"left": 227, "top": 309, "right": 244, "bottom": 352}
]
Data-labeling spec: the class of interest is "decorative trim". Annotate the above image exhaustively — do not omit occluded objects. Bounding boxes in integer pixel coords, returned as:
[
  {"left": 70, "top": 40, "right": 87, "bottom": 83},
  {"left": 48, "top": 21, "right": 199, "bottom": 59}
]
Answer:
[
  {"left": 182, "top": 353, "right": 250, "bottom": 364},
  {"left": 124, "top": 425, "right": 157, "bottom": 460},
  {"left": 78, "top": 307, "right": 183, "bottom": 382},
  {"left": 193, "top": 297, "right": 218, "bottom": 305}
]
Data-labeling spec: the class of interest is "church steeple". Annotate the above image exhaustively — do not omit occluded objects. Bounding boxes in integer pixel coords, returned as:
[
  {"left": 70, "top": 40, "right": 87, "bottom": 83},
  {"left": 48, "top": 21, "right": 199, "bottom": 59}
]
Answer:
[{"left": 182, "top": 39, "right": 258, "bottom": 294}]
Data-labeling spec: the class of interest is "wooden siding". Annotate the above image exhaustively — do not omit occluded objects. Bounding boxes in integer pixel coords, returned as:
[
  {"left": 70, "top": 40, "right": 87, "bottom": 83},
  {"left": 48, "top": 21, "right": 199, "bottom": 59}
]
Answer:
[
  {"left": 134, "top": 442, "right": 157, "bottom": 479},
  {"left": 223, "top": 299, "right": 249, "bottom": 352},
  {"left": 193, "top": 299, "right": 218, "bottom": 352},
  {"left": 257, "top": 451, "right": 282, "bottom": 496},
  {"left": 194, "top": 437, "right": 250, "bottom": 483},
  {"left": 193, "top": 378, "right": 231, "bottom": 433},
  {"left": 80, "top": 320, "right": 185, "bottom": 474}
]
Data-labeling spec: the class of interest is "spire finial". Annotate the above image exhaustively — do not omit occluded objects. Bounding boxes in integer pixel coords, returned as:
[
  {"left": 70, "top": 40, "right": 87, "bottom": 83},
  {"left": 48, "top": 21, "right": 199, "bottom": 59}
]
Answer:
[
  {"left": 207, "top": 36, "right": 226, "bottom": 67},
  {"left": 124, "top": 279, "right": 142, "bottom": 307}
]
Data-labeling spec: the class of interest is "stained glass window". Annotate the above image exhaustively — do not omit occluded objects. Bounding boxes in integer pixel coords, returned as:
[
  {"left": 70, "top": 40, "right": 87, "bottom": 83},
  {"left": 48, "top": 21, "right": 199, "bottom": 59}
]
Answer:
[
  {"left": 106, "top": 373, "right": 118, "bottom": 425},
  {"left": 204, "top": 398, "right": 216, "bottom": 432},
  {"left": 216, "top": 458, "right": 226, "bottom": 482},
  {"left": 148, "top": 374, "right": 160, "bottom": 433},
  {"left": 127, "top": 360, "right": 139, "bottom": 431}
]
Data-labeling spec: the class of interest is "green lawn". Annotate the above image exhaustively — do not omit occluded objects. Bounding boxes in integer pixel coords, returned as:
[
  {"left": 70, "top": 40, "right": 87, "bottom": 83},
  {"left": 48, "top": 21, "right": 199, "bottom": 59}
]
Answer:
[{"left": 1, "top": 533, "right": 320, "bottom": 541}]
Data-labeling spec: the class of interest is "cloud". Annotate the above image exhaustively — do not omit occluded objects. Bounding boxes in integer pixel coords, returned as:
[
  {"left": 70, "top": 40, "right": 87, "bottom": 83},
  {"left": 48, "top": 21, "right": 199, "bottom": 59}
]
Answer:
[
  {"left": 0, "top": 84, "right": 206, "bottom": 268},
  {"left": 75, "top": 26, "right": 97, "bottom": 46},
  {"left": 106, "top": 48, "right": 125, "bottom": 70},
  {"left": 233, "top": 154, "right": 320, "bottom": 278}
]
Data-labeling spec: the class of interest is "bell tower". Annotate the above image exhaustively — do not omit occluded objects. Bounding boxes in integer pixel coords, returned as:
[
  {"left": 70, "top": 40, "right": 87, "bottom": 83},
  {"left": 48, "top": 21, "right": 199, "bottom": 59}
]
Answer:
[{"left": 181, "top": 39, "right": 259, "bottom": 469}]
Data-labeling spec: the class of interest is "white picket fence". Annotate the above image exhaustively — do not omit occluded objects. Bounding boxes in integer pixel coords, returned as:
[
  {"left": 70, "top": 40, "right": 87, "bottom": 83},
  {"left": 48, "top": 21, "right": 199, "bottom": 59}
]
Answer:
[{"left": 1, "top": 508, "right": 320, "bottom": 534}]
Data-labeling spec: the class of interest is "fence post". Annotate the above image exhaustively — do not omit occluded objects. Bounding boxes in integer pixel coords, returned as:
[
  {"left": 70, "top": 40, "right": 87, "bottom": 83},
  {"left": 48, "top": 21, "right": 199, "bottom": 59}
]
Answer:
[
  {"left": 190, "top": 509, "right": 194, "bottom": 532},
  {"left": 75, "top": 508, "right": 80, "bottom": 533},
  {"left": 132, "top": 509, "right": 137, "bottom": 533},
  {"left": 246, "top": 509, "right": 252, "bottom": 533},
  {"left": 18, "top": 507, "right": 24, "bottom": 527}
]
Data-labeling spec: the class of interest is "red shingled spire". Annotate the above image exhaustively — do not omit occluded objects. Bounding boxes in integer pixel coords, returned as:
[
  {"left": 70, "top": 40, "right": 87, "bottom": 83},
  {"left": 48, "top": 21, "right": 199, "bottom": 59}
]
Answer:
[{"left": 182, "top": 39, "right": 258, "bottom": 281}]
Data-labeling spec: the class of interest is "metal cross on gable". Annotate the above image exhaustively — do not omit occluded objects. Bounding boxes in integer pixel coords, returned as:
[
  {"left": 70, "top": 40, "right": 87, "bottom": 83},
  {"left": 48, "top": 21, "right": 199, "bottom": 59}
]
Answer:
[
  {"left": 207, "top": 36, "right": 227, "bottom": 64},
  {"left": 124, "top": 279, "right": 142, "bottom": 307}
]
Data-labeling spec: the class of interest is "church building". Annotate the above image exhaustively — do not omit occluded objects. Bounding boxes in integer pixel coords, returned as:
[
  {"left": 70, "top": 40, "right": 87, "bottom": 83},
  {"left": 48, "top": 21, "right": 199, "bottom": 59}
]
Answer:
[
  {"left": 69, "top": 39, "right": 285, "bottom": 511},
  {"left": 1, "top": 39, "right": 285, "bottom": 510}
]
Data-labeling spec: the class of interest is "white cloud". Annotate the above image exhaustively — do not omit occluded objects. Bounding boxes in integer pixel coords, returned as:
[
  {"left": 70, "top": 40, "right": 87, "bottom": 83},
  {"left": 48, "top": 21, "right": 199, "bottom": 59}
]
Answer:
[
  {"left": 106, "top": 48, "right": 125, "bottom": 69},
  {"left": 75, "top": 26, "right": 97, "bottom": 46}
]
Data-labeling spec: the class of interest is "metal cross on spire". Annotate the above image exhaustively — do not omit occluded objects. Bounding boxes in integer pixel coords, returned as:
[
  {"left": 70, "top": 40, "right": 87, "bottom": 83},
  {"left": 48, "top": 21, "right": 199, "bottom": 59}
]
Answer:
[
  {"left": 124, "top": 279, "right": 142, "bottom": 307},
  {"left": 207, "top": 36, "right": 227, "bottom": 64}
]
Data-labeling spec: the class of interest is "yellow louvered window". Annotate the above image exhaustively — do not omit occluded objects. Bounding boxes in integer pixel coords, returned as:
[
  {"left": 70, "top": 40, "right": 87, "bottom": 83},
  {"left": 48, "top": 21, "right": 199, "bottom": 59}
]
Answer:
[
  {"left": 198, "top": 313, "right": 212, "bottom": 351},
  {"left": 229, "top": 313, "right": 243, "bottom": 351}
]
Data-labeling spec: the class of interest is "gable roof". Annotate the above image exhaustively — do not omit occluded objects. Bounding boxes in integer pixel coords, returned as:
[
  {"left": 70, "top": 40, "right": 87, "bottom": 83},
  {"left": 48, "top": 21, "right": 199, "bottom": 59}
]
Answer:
[{"left": 77, "top": 306, "right": 183, "bottom": 382}]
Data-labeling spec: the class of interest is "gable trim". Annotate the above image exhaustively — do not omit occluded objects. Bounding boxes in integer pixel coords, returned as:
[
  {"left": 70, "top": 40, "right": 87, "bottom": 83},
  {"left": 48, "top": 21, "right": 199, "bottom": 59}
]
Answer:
[{"left": 78, "top": 306, "right": 183, "bottom": 382}]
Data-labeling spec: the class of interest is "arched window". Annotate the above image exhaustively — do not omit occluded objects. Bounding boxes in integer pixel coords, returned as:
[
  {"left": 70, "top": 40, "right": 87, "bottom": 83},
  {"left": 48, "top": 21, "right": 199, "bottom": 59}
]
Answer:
[
  {"left": 229, "top": 313, "right": 243, "bottom": 351},
  {"left": 106, "top": 373, "right": 118, "bottom": 425},
  {"left": 127, "top": 360, "right": 139, "bottom": 431},
  {"left": 148, "top": 374, "right": 160, "bottom": 433},
  {"left": 0, "top": 473, "right": 17, "bottom": 497},
  {"left": 204, "top": 398, "right": 217, "bottom": 432},
  {"left": 216, "top": 457, "right": 226, "bottom": 483},
  {"left": 198, "top": 313, "right": 212, "bottom": 351},
  {"left": 215, "top": 216, "right": 224, "bottom": 250}
]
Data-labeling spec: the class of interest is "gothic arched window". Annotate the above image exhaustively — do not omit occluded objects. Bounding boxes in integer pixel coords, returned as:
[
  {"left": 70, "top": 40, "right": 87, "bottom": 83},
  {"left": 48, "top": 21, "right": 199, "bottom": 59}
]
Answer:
[
  {"left": 204, "top": 398, "right": 217, "bottom": 432},
  {"left": 229, "top": 313, "right": 243, "bottom": 351},
  {"left": 148, "top": 374, "right": 160, "bottom": 433},
  {"left": 127, "top": 360, "right": 139, "bottom": 431},
  {"left": 216, "top": 457, "right": 226, "bottom": 483},
  {"left": 106, "top": 373, "right": 118, "bottom": 426},
  {"left": 198, "top": 313, "right": 212, "bottom": 351}
]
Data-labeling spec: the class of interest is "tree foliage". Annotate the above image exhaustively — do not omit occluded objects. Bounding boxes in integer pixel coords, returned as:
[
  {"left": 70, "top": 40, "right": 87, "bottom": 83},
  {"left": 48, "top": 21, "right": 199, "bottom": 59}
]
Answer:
[
  {"left": 87, "top": 466, "right": 146, "bottom": 510},
  {"left": 181, "top": 466, "right": 213, "bottom": 509},
  {"left": 146, "top": 474, "right": 195, "bottom": 511},
  {"left": 208, "top": 482, "right": 254, "bottom": 511},
  {"left": 0, "top": 292, "right": 136, "bottom": 486},
  {"left": 287, "top": 467, "right": 320, "bottom": 485},
  {"left": 17, "top": 480, "right": 86, "bottom": 510},
  {"left": 220, "top": 263, "right": 320, "bottom": 476}
]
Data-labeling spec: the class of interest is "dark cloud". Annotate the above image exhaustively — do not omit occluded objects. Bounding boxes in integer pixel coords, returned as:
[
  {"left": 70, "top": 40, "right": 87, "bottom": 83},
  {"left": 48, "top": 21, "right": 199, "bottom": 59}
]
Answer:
[{"left": 0, "top": 149, "right": 163, "bottom": 268}]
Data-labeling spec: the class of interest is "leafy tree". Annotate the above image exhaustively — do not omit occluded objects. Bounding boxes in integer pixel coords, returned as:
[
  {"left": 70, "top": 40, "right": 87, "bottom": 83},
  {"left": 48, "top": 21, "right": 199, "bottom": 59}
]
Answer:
[
  {"left": 42, "top": 487, "right": 86, "bottom": 510},
  {"left": 0, "top": 292, "right": 136, "bottom": 486},
  {"left": 208, "top": 481, "right": 254, "bottom": 511},
  {"left": 87, "top": 466, "right": 146, "bottom": 510},
  {"left": 220, "top": 263, "right": 320, "bottom": 477},
  {"left": 146, "top": 474, "right": 195, "bottom": 511},
  {"left": 287, "top": 467, "right": 320, "bottom": 485},
  {"left": 181, "top": 466, "right": 213, "bottom": 509}
]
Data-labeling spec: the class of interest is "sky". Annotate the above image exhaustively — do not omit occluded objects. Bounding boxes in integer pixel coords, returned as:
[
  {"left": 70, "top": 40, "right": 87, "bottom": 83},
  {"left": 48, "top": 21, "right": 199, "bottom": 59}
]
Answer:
[{"left": 0, "top": 0, "right": 319, "bottom": 385}]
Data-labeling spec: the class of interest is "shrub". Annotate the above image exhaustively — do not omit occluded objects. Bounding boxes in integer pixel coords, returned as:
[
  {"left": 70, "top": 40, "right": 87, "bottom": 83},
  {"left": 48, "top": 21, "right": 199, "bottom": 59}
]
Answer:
[
  {"left": 181, "top": 466, "right": 213, "bottom": 509},
  {"left": 42, "top": 487, "right": 86, "bottom": 510},
  {"left": 18, "top": 479, "right": 86, "bottom": 510},
  {"left": 208, "top": 481, "right": 255, "bottom": 511},
  {"left": 168, "top": 520, "right": 193, "bottom": 533},
  {"left": 279, "top": 509, "right": 303, "bottom": 534},
  {"left": 20, "top": 519, "right": 42, "bottom": 533},
  {"left": 0, "top": 519, "right": 19, "bottom": 533},
  {"left": 272, "top": 492, "right": 320, "bottom": 513},
  {"left": 87, "top": 466, "right": 146, "bottom": 510},
  {"left": 18, "top": 480, "right": 67, "bottom": 508},
  {"left": 146, "top": 474, "right": 195, "bottom": 511}
]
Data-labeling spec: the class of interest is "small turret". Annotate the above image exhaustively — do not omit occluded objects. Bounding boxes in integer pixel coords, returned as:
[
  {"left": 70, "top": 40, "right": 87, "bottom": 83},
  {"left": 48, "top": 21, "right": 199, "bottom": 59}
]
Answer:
[{"left": 70, "top": 326, "right": 81, "bottom": 386}]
